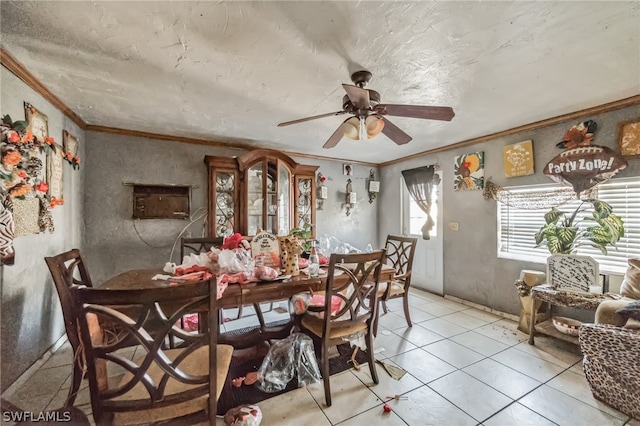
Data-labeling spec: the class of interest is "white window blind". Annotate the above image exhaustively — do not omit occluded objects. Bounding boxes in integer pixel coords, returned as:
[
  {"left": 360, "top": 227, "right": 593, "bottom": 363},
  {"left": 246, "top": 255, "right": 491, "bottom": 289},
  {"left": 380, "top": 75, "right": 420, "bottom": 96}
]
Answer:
[{"left": 498, "top": 177, "right": 640, "bottom": 274}]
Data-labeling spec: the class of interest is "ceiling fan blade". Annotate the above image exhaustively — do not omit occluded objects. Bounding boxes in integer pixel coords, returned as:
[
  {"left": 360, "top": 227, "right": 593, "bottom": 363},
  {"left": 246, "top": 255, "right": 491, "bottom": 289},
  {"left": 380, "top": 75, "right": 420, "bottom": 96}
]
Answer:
[
  {"left": 380, "top": 117, "right": 412, "bottom": 145},
  {"left": 323, "top": 119, "right": 349, "bottom": 149},
  {"left": 374, "top": 104, "right": 455, "bottom": 121},
  {"left": 342, "top": 84, "right": 370, "bottom": 110},
  {"left": 278, "top": 110, "right": 347, "bottom": 127}
]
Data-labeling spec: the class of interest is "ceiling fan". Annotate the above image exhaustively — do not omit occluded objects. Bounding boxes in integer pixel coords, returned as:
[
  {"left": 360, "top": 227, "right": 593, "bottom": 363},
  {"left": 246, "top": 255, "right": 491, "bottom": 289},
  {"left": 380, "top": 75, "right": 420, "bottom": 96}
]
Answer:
[{"left": 277, "top": 70, "right": 455, "bottom": 149}]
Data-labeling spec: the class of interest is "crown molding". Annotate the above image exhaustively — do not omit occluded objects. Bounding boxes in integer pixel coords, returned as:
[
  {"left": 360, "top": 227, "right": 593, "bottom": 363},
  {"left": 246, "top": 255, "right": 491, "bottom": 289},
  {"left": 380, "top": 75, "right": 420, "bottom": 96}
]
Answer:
[
  {"left": 379, "top": 94, "right": 640, "bottom": 167},
  {"left": 1, "top": 46, "right": 86, "bottom": 129},
  {"left": 3, "top": 45, "right": 638, "bottom": 169}
]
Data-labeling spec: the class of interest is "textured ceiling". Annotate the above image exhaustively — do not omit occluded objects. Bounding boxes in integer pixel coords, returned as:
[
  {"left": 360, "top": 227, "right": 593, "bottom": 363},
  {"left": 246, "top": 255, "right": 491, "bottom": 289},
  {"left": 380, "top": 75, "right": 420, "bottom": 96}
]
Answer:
[{"left": 1, "top": 1, "right": 639, "bottom": 163}]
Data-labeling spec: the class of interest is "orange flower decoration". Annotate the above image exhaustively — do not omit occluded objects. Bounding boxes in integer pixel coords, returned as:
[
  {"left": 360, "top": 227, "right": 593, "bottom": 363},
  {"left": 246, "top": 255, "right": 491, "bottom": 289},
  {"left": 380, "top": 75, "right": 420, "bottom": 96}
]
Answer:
[
  {"left": 36, "top": 182, "right": 49, "bottom": 193},
  {"left": 74, "top": 157, "right": 81, "bottom": 164},
  {"left": 44, "top": 136, "right": 54, "bottom": 145},
  {"left": 50, "top": 197, "right": 65, "bottom": 208},
  {"left": 66, "top": 152, "right": 73, "bottom": 161},
  {"left": 10, "top": 184, "right": 31, "bottom": 197},
  {"left": 2, "top": 151, "right": 22, "bottom": 166},
  {"left": 8, "top": 132, "right": 20, "bottom": 143},
  {"left": 22, "top": 130, "right": 34, "bottom": 143},
  {"left": 18, "top": 170, "right": 27, "bottom": 179}
]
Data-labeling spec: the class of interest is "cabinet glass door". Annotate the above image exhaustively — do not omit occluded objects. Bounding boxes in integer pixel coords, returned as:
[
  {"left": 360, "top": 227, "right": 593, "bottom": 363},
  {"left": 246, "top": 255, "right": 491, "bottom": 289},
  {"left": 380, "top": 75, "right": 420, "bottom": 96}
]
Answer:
[
  {"left": 296, "top": 177, "right": 312, "bottom": 230},
  {"left": 278, "top": 162, "right": 291, "bottom": 235},
  {"left": 215, "top": 171, "right": 235, "bottom": 237},
  {"left": 247, "top": 163, "right": 263, "bottom": 236}
]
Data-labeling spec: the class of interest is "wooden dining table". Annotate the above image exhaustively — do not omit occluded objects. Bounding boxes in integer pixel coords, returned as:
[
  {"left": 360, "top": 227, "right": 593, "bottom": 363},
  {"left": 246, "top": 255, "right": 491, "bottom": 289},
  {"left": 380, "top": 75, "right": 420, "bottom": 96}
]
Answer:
[{"left": 100, "top": 264, "right": 396, "bottom": 415}]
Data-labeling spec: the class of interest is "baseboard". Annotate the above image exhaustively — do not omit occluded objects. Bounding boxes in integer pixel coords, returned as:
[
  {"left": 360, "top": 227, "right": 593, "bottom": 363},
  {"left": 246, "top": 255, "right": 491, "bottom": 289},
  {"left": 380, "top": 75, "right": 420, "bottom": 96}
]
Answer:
[
  {"left": 444, "top": 294, "right": 519, "bottom": 322},
  {"left": 1, "top": 334, "right": 68, "bottom": 398}
]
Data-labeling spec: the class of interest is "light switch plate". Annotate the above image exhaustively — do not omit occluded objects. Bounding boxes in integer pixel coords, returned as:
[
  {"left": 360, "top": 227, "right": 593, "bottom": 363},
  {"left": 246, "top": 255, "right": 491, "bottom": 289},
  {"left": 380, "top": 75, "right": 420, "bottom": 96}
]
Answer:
[{"left": 449, "top": 222, "right": 460, "bottom": 231}]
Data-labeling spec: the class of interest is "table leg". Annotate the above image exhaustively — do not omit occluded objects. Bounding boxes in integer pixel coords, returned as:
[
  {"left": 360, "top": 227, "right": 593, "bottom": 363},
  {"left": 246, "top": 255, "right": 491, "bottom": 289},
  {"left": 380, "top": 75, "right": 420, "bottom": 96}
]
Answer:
[
  {"left": 209, "top": 290, "right": 219, "bottom": 419},
  {"left": 528, "top": 295, "right": 536, "bottom": 345}
]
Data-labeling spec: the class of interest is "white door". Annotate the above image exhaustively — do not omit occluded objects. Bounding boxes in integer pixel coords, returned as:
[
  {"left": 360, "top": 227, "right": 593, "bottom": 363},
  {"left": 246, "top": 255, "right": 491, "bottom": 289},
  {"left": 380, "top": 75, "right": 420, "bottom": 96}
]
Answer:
[{"left": 401, "top": 172, "right": 444, "bottom": 295}]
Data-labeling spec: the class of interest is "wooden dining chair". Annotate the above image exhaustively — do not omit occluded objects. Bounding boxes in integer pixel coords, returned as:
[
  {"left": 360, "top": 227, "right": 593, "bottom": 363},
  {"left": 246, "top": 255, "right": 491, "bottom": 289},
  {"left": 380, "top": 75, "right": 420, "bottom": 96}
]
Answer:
[
  {"left": 376, "top": 235, "right": 417, "bottom": 332},
  {"left": 299, "top": 250, "right": 385, "bottom": 407},
  {"left": 74, "top": 278, "right": 233, "bottom": 425},
  {"left": 44, "top": 249, "right": 95, "bottom": 408}
]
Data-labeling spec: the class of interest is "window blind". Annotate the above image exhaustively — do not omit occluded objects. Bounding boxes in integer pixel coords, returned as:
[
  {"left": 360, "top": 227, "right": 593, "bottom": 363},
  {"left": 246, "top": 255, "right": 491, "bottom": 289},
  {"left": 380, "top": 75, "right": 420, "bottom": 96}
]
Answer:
[{"left": 498, "top": 177, "right": 640, "bottom": 274}]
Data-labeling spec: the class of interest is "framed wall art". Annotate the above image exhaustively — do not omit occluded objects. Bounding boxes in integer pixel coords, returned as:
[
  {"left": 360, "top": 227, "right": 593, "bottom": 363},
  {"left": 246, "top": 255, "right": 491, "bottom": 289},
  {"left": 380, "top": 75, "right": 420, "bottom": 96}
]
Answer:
[
  {"left": 63, "top": 130, "right": 79, "bottom": 157},
  {"left": 617, "top": 118, "right": 640, "bottom": 157},
  {"left": 47, "top": 145, "right": 64, "bottom": 200},
  {"left": 454, "top": 151, "right": 484, "bottom": 191},
  {"left": 503, "top": 140, "right": 534, "bottom": 177},
  {"left": 24, "top": 102, "right": 48, "bottom": 143}
]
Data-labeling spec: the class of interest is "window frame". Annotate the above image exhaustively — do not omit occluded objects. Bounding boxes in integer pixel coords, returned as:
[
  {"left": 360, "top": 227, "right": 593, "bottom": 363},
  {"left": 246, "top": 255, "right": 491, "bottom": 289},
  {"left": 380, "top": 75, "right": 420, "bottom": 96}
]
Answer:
[{"left": 497, "top": 177, "right": 640, "bottom": 275}]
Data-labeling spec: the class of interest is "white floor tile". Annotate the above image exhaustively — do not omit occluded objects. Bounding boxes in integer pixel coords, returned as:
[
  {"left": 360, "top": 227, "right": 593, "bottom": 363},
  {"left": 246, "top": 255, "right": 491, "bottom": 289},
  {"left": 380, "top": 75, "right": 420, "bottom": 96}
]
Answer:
[
  {"left": 441, "top": 311, "right": 492, "bottom": 329},
  {"left": 461, "top": 308, "right": 503, "bottom": 323},
  {"left": 389, "top": 348, "right": 457, "bottom": 384},
  {"left": 520, "top": 385, "right": 625, "bottom": 426},
  {"left": 392, "top": 323, "right": 444, "bottom": 347},
  {"left": 377, "top": 311, "right": 411, "bottom": 331},
  {"left": 484, "top": 402, "right": 558, "bottom": 426},
  {"left": 429, "top": 370, "right": 513, "bottom": 422},
  {"left": 419, "top": 318, "right": 468, "bottom": 338},
  {"left": 371, "top": 331, "right": 417, "bottom": 358},
  {"left": 450, "top": 331, "right": 510, "bottom": 357},
  {"left": 462, "top": 358, "right": 541, "bottom": 400},
  {"left": 513, "top": 337, "right": 582, "bottom": 368},
  {"left": 433, "top": 299, "right": 471, "bottom": 312},
  {"left": 423, "top": 339, "right": 485, "bottom": 368},
  {"left": 257, "top": 386, "right": 331, "bottom": 426},
  {"left": 306, "top": 371, "right": 382, "bottom": 424},
  {"left": 350, "top": 360, "right": 422, "bottom": 399},
  {"left": 391, "top": 385, "right": 477, "bottom": 426},
  {"left": 336, "top": 404, "right": 407, "bottom": 426},
  {"left": 415, "top": 302, "right": 457, "bottom": 317},
  {"left": 491, "top": 347, "right": 566, "bottom": 382},
  {"left": 474, "top": 323, "right": 529, "bottom": 346},
  {"left": 546, "top": 369, "right": 629, "bottom": 420}
]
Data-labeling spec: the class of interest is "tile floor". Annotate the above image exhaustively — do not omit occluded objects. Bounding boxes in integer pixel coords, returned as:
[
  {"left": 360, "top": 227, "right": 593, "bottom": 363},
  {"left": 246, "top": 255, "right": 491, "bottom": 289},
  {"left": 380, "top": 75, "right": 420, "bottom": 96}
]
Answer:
[{"left": 4, "top": 288, "right": 639, "bottom": 425}]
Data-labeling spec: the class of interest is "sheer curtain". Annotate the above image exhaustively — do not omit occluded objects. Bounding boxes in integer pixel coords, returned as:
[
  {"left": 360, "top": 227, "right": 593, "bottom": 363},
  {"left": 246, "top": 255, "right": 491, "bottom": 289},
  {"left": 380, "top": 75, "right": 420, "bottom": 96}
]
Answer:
[{"left": 401, "top": 165, "right": 437, "bottom": 240}]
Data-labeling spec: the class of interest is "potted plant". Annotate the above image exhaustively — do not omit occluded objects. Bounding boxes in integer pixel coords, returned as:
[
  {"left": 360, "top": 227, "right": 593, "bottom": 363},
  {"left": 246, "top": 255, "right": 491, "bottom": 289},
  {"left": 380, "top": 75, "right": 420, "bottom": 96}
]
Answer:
[
  {"left": 534, "top": 198, "right": 624, "bottom": 255},
  {"left": 289, "top": 223, "right": 314, "bottom": 255}
]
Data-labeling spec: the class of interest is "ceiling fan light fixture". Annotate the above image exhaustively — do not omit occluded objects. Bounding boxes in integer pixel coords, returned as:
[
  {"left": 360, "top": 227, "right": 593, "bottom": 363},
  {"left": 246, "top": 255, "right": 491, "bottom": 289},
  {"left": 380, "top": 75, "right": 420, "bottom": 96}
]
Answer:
[
  {"left": 342, "top": 116, "right": 360, "bottom": 140},
  {"left": 365, "top": 115, "right": 385, "bottom": 139}
]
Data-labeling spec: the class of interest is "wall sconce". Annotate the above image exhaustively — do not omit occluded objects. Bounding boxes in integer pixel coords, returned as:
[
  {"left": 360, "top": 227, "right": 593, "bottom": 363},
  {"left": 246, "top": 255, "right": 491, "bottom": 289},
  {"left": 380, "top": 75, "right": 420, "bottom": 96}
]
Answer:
[
  {"left": 345, "top": 178, "right": 356, "bottom": 216},
  {"left": 316, "top": 172, "right": 328, "bottom": 210},
  {"left": 367, "top": 169, "right": 380, "bottom": 203}
]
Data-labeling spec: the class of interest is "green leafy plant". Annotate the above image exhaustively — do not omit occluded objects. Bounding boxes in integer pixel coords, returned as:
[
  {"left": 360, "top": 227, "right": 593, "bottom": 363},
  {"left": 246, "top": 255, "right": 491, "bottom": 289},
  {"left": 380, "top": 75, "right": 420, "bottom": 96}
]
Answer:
[
  {"left": 289, "top": 223, "right": 314, "bottom": 252},
  {"left": 534, "top": 198, "right": 624, "bottom": 255}
]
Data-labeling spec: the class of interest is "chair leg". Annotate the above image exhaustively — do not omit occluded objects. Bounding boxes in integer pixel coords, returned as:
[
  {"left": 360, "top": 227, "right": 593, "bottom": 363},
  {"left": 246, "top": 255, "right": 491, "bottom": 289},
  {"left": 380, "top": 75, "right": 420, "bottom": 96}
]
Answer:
[
  {"left": 382, "top": 300, "right": 388, "bottom": 315},
  {"left": 322, "top": 342, "right": 332, "bottom": 407},
  {"left": 402, "top": 294, "right": 412, "bottom": 327},
  {"left": 237, "top": 305, "right": 244, "bottom": 320},
  {"left": 366, "top": 332, "right": 379, "bottom": 385},
  {"left": 64, "top": 359, "right": 84, "bottom": 408},
  {"left": 373, "top": 302, "right": 380, "bottom": 337}
]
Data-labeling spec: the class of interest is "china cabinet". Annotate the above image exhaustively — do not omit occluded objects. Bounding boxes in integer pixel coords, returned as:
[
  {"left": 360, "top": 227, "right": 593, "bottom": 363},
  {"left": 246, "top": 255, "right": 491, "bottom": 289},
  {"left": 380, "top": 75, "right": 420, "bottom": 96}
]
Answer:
[{"left": 205, "top": 149, "right": 318, "bottom": 238}]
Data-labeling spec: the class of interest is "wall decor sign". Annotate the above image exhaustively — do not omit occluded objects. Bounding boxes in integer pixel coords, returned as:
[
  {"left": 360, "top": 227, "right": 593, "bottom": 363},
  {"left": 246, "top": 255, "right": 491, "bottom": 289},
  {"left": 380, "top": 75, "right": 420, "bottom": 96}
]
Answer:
[
  {"left": 454, "top": 151, "right": 484, "bottom": 191},
  {"left": 47, "top": 145, "right": 64, "bottom": 200},
  {"left": 250, "top": 231, "right": 281, "bottom": 269},
  {"left": 24, "top": 102, "right": 48, "bottom": 143},
  {"left": 503, "top": 140, "right": 534, "bottom": 177},
  {"left": 343, "top": 164, "right": 353, "bottom": 176},
  {"left": 62, "top": 130, "right": 81, "bottom": 169},
  {"left": 544, "top": 120, "right": 627, "bottom": 194},
  {"left": 617, "top": 118, "right": 640, "bottom": 157},
  {"left": 547, "top": 254, "right": 598, "bottom": 293}
]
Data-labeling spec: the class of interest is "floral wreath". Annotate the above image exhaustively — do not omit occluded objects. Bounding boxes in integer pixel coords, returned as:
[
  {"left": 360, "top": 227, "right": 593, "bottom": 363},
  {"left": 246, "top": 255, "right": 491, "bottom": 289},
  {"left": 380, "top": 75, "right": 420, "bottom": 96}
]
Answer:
[{"left": 1, "top": 114, "right": 59, "bottom": 228}]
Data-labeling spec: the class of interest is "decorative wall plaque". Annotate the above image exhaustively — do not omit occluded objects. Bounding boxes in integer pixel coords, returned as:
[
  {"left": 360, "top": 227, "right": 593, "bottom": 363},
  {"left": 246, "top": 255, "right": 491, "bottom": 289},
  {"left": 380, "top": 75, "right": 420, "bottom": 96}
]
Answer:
[{"left": 250, "top": 231, "right": 281, "bottom": 268}]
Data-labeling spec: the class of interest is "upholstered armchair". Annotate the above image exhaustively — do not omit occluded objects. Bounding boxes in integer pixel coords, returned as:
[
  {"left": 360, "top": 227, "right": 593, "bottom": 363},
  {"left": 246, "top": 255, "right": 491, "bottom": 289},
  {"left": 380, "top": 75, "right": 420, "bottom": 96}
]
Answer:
[
  {"left": 578, "top": 323, "right": 640, "bottom": 419},
  {"left": 578, "top": 258, "right": 640, "bottom": 420}
]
